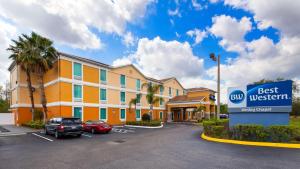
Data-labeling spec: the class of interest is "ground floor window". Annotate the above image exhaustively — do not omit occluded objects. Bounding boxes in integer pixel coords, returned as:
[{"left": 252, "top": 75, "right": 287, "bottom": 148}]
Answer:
[
  {"left": 171, "top": 112, "right": 174, "bottom": 120},
  {"left": 120, "top": 109, "right": 126, "bottom": 121},
  {"left": 136, "top": 109, "right": 141, "bottom": 120},
  {"left": 100, "top": 108, "right": 107, "bottom": 121},
  {"left": 73, "top": 107, "right": 82, "bottom": 120},
  {"left": 160, "top": 112, "right": 163, "bottom": 120}
]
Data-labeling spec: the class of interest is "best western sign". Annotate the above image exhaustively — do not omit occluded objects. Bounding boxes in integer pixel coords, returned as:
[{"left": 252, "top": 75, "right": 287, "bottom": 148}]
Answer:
[{"left": 228, "top": 80, "right": 292, "bottom": 113}]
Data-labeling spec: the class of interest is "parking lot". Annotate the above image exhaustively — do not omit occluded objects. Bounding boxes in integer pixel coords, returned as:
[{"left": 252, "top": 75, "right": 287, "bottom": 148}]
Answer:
[{"left": 1, "top": 124, "right": 300, "bottom": 169}]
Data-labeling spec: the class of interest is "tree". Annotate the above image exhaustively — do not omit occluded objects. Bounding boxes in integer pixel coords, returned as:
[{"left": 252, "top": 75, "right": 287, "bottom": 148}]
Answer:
[
  {"left": 23, "top": 32, "right": 58, "bottom": 122},
  {"left": 8, "top": 34, "right": 37, "bottom": 117},
  {"left": 220, "top": 104, "right": 228, "bottom": 114},
  {"left": 194, "top": 104, "right": 207, "bottom": 120},
  {"left": 129, "top": 94, "right": 141, "bottom": 114},
  {"left": 142, "top": 82, "right": 164, "bottom": 119}
]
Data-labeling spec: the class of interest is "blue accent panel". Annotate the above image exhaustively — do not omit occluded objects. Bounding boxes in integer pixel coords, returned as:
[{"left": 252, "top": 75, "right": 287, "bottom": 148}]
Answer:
[{"left": 229, "top": 112, "right": 289, "bottom": 127}]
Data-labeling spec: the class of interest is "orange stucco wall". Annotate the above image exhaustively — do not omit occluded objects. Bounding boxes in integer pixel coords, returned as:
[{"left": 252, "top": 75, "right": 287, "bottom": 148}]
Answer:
[
  {"left": 60, "top": 82, "right": 72, "bottom": 102},
  {"left": 60, "top": 59, "right": 72, "bottom": 79},
  {"left": 83, "top": 86, "right": 99, "bottom": 103},
  {"left": 83, "top": 107, "right": 99, "bottom": 122},
  {"left": 83, "top": 65, "right": 99, "bottom": 84}
]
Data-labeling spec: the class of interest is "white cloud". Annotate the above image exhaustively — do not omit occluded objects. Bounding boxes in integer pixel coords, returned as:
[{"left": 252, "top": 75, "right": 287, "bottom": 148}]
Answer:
[
  {"left": 209, "top": 15, "right": 252, "bottom": 53},
  {"left": 113, "top": 36, "right": 205, "bottom": 79},
  {"left": 0, "top": 19, "right": 18, "bottom": 86},
  {"left": 191, "top": 0, "right": 202, "bottom": 10},
  {"left": 186, "top": 28, "right": 207, "bottom": 45},
  {"left": 122, "top": 32, "right": 136, "bottom": 47},
  {"left": 168, "top": 8, "right": 181, "bottom": 17},
  {"left": 0, "top": 0, "right": 154, "bottom": 50}
]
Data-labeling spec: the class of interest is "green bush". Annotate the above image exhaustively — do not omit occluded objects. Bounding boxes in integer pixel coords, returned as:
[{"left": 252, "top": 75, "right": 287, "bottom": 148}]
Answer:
[
  {"left": 22, "top": 121, "right": 45, "bottom": 129},
  {"left": 142, "top": 113, "right": 151, "bottom": 121},
  {"left": 126, "top": 120, "right": 161, "bottom": 127},
  {"left": 231, "top": 125, "right": 269, "bottom": 142},
  {"left": 33, "top": 110, "right": 44, "bottom": 121},
  {"left": 203, "top": 119, "right": 229, "bottom": 138},
  {"left": 268, "top": 126, "right": 293, "bottom": 142}
]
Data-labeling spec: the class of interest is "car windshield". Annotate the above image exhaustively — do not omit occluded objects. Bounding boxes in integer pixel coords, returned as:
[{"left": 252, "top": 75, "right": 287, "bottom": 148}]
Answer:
[
  {"left": 91, "top": 121, "right": 105, "bottom": 124},
  {"left": 62, "top": 118, "right": 81, "bottom": 124}
]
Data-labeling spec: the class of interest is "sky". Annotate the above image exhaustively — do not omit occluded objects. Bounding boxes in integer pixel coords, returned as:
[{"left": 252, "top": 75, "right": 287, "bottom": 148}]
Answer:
[{"left": 0, "top": 0, "right": 299, "bottom": 103}]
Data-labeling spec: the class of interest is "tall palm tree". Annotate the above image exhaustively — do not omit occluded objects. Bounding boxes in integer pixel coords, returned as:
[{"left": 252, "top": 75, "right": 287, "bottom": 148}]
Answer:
[
  {"left": 142, "top": 82, "right": 164, "bottom": 119},
  {"left": 8, "top": 35, "right": 37, "bottom": 118},
  {"left": 24, "top": 32, "right": 58, "bottom": 122}
]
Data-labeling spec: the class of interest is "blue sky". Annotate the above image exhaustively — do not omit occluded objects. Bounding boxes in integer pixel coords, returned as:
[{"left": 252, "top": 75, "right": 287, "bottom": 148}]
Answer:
[{"left": 0, "top": 0, "right": 299, "bottom": 102}]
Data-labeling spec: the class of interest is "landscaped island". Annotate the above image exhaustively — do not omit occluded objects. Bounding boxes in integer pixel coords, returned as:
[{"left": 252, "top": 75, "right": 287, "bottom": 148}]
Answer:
[{"left": 203, "top": 117, "right": 300, "bottom": 143}]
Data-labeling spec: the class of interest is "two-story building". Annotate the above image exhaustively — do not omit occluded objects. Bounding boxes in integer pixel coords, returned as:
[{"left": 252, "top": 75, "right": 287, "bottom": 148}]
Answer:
[{"left": 9, "top": 52, "right": 215, "bottom": 125}]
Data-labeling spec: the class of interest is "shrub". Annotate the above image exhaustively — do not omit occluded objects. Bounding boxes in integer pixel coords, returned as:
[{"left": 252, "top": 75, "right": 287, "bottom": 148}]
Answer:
[
  {"left": 231, "top": 125, "right": 269, "bottom": 142},
  {"left": 33, "top": 110, "right": 44, "bottom": 121},
  {"left": 126, "top": 120, "right": 161, "bottom": 126},
  {"left": 203, "top": 119, "right": 229, "bottom": 138},
  {"left": 291, "top": 127, "right": 300, "bottom": 141},
  {"left": 142, "top": 113, "right": 151, "bottom": 121},
  {"left": 268, "top": 126, "right": 293, "bottom": 142},
  {"left": 22, "top": 121, "right": 45, "bottom": 129}
]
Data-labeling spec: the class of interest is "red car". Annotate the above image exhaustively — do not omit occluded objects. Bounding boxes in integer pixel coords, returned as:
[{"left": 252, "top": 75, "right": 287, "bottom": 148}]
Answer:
[{"left": 83, "top": 120, "right": 112, "bottom": 134}]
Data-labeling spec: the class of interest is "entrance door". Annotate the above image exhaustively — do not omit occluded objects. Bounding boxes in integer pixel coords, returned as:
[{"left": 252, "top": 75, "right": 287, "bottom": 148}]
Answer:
[{"left": 74, "top": 107, "right": 82, "bottom": 120}]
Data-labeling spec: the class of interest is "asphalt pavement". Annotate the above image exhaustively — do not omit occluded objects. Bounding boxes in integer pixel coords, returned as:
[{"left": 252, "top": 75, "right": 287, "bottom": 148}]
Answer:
[{"left": 0, "top": 124, "right": 300, "bottom": 169}]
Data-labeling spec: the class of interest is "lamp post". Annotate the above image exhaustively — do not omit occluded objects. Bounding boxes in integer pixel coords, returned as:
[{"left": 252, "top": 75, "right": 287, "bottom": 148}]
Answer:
[{"left": 209, "top": 53, "right": 220, "bottom": 120}]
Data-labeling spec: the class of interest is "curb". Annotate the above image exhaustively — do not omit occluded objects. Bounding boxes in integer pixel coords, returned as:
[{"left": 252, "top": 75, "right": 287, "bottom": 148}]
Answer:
[
  {"left": 201, "top": 133, "right": 300, "bottom": 149},
  {"left": 0, "top": 132, "right": 27, "bottom": 137},
  {"left": 124, "top": 124, "right": 164, "bottom": 129}
]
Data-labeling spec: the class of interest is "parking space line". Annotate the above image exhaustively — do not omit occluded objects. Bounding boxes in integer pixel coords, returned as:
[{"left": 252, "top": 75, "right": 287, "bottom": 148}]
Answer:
[
  {"left": 32, "top": 133, "right": 53, "bottom": 142},
  {"left": 82, "top": 134, "right": 92, "bottom": 138}
]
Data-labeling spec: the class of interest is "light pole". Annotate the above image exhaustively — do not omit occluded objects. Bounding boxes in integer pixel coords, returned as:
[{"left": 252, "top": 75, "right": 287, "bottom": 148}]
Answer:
[{"left": 209, "top": 53, "right": 220, "bottom": 120}]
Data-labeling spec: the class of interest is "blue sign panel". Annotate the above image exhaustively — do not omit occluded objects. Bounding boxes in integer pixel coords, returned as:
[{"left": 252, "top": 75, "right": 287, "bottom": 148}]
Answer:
[{"left": 247, "top": 80, "right": 292, "bottom": 107}]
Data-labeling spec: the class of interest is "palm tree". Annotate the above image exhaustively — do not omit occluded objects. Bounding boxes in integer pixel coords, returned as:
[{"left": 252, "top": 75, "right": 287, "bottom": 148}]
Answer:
[
  {"left": 8, "top": 35, "right": 37, "bottom": 119},
  {"left": 23, "top": 32, "right": 58, "bottom": 122},
  {"left": 129, "top": 94, "right": 141, "bottom": 114},
  {"left": 142, "top": 82, "right": 164, "bottom": 119}
]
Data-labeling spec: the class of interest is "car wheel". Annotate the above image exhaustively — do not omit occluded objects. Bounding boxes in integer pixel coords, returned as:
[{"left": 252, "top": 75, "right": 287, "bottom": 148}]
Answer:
[
  {"left": 91, "top": 128, "right": 95, "bottom": 134},
  {"left": 77, "top": 134, "right": 82, "bottom": 137},
  {"left": 55, "top": 131, "right": 60, "bottom": 139}
]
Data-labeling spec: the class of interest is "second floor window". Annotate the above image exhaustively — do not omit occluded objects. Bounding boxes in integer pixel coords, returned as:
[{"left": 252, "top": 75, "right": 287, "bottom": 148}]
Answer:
[
  {"left": 159, "top": 98, "right": 163, "bottom": 106},
  {"left": 120, "top": 91, "right": 126, "bottom": 103},
  {"left": 136, "top": 94, "right": 141, "bottom": 104},
  {"left": 73, "top": 62, "right": 82, "bottom": 80},
  {"left": 176, "top": 89, "right": 179, "bottom": 96},
  {"left": 160, "top": 86, "right": 164, "bottom": 95},
  {"left": 136, "top": 79, "right": 141, "bottom": 91},
  {"left": 73, "top": 85, "right": 82, "bottom": 100},
  {"left": 100, "top": 69, "right": 106, "bottom": 82},
  {"left": 120, "top": 75, "right": 126, "bottom": 87},
  {"left": 169, "top": 87, "right": 172, "bottom": 96},
  {"left": 100, "top": 88, "right": 106, "bottom": 101}
]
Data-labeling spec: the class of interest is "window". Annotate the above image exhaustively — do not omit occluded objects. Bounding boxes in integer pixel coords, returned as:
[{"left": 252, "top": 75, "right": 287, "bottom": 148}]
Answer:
[
  {"left": 160, "top": 86, "right": 164, "bottom": 95},
  {"left": 169, "top": 87, "right": 172, "bottom": 96},
  {"left": 100, "top": 88, "right": 106, "bottom": 101},
  {"left": 73, "top": 62, "right": 82, "bottom": 80},
  {"left": 73, "top": 107, "right": 82, "bottom": 120},
  {"left": 120, "top": 109, "right": 126, "bottom": 120},
  {"left": 73, "top": 85, "right": 82, "bottom": 101},
  {"left": 120, "top": 75, "right": 126, "bottom": 87},
  {"left": 136, "top": 109, "right": 141, "bottom": 120},
  {"left": 160, "top": 112, "right": 163, "bottom": 120},
  {"left": 136, "top": 94, "right": 141, "bottom": 104},
  {"left": 176, "top": 89, "right": 179, "bottom": 96},
  {"left": 136, "top": 79, "right": 141, "bottom": 91},
  {"left": 120, "top": 91, "right": 126, "bottom": 103},
  {"left": 100, "top": 69, "right": 106, "bottom": 82},
  {"left": 100, "top": 108, "right": 107, "bottom": 121},
  {"left": 159, "top": 98, "right": 163, "bottom": 106}
]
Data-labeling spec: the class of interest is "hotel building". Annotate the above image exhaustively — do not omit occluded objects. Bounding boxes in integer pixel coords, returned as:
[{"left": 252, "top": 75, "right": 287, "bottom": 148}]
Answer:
[{"left": 9, "top": 52, "right": 216, "bottom": 125}]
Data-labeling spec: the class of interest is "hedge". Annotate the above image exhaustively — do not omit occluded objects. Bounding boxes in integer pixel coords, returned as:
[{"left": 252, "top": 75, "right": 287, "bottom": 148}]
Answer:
[
  {"left": 203, "top": 119, "right": 300, "bottom": 143},
  {"left": 22, "top": 121, "right": 45, "bottom": 129},
  {"left": 126, "top": 120, "right": 162, "bottom": 127}
]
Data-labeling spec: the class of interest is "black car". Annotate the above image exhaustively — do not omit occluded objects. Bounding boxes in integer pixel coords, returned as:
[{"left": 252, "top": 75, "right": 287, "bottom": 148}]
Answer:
[{"left": 45, "top": 117, "right": 83, "bottom": 138}]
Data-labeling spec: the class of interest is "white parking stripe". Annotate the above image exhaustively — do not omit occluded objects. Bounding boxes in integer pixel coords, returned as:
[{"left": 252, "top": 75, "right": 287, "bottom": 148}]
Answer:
[
  {"left": 82, "top": 134, "right": 92, "bottom": 138},
  {"left": 32, "top": 133, "right": 53, "bottom": 142}
]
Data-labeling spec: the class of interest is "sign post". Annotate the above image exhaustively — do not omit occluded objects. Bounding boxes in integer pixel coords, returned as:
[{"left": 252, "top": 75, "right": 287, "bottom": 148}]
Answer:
[{"left": 228, "top": 80, "right": 292, "bottom": 127}]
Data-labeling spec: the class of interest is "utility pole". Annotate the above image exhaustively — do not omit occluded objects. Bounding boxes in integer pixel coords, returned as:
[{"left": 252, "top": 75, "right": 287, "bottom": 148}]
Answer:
[{"left": 210, "top": 53, "right": 221, "bottom": 120}]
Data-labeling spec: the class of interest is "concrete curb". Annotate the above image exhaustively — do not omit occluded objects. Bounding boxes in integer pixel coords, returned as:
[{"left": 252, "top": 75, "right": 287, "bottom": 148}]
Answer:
[
  {"left": 0, "top": 132, "right": 27, "bottom": 137},
  {"left": 201, "top": 133, "right": 300, "bottom": 149},
  {"left": 124, "top": 124, "right": 164, "bottom": 129}
]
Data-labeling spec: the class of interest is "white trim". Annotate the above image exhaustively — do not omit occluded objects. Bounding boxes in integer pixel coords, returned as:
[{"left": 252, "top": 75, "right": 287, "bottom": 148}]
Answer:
[
  {"left": 99, "top": 107, "right": 108, "bottom": 122},
  {"left": 167, "top": 101, "right": 210, "bottom": 105},
  {"left": 60, "top": 55, "right": 109, "bottom": 70},
  {"left": 124, "top": 123, "right": 163, "bottom": 129},
  {"left": 120, "top": 108, "right": 126, "bottom": 122}
]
